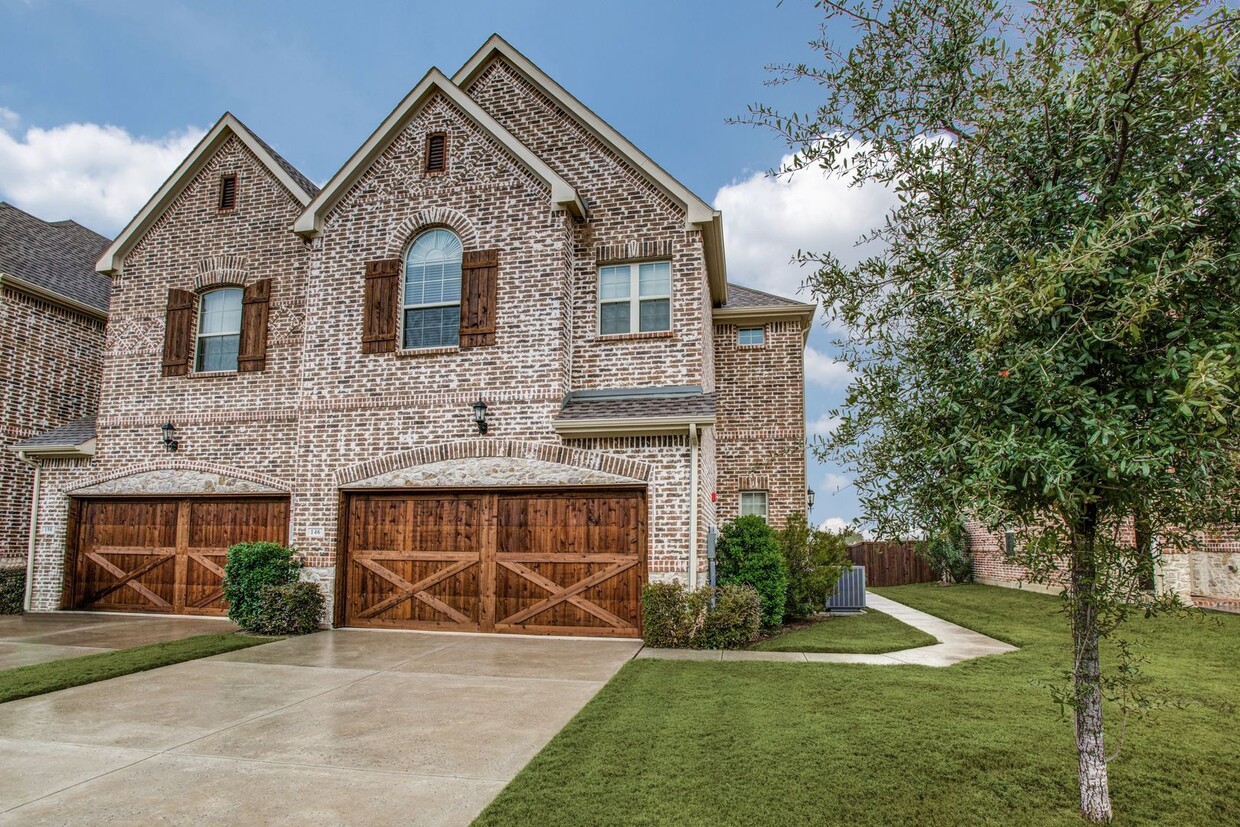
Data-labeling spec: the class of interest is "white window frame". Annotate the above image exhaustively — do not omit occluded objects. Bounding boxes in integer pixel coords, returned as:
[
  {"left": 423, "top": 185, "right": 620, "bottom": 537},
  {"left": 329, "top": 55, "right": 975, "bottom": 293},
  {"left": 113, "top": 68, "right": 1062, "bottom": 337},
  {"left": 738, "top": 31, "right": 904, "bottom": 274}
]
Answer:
[
  {"left": 597, "top": 260, "right": 672, "bottom": 335},
  {"left": 738, "top": 326, "right": 765, "bottom": 346},
  {"left": 194, "top": 287, "right": 243, "bottom": 373},
  {"left": 740, "top": 491, "right": 769, "bottom": 522},
  {"left": 402, "top": 228, "right": 463, "bottom": 350}
]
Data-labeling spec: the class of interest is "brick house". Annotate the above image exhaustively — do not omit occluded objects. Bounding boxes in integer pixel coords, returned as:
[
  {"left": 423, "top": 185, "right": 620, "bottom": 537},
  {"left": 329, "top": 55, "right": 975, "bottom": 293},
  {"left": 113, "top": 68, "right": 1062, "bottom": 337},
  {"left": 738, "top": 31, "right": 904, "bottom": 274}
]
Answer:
[
  {"left": 1, "top": 202, "right": 110, "bottom": 604},
  {"left": 18, "top": 36, "right": 814, "bottom": 635}
]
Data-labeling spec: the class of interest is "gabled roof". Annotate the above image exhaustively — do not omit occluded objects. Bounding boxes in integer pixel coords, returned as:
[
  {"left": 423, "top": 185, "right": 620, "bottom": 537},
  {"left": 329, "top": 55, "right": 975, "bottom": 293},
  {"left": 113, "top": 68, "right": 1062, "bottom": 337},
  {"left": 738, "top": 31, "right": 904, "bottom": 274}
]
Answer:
[
  {"left": 12, "top": 416, "right": 97, "bottom": 458},
  {"left": 0, "top": 202, "right": 111, "bottom": 313},
  {"left": 294, "top": 69, "right": 584, "bottom": 237},
  {"left": 453, "top": 35, "right": 728, "bottom": 303},
  {"left": 96, "top": 113, "right": 319, "bottom": 275}
]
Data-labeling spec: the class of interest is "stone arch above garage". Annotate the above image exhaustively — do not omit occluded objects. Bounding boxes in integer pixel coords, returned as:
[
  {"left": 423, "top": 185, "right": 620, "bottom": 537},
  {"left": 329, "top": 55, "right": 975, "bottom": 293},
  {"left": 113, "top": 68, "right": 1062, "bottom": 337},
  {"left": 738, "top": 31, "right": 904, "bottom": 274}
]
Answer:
[{"left": 69, "top": 461, "right": 292, "bottom": 497}]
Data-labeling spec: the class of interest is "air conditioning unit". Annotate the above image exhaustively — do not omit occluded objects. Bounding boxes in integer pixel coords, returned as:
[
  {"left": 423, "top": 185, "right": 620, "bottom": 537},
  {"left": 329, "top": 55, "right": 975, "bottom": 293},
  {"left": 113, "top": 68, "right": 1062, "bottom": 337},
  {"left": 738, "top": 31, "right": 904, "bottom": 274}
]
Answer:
[{"left": 827, "top": 566, "right": 866, "bottom": 613}]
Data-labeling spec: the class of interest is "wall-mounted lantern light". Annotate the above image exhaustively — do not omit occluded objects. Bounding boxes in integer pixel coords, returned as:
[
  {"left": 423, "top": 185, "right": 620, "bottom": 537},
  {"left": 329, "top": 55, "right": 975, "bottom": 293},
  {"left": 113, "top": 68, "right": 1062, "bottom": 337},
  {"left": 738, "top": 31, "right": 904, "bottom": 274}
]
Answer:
[
  {"left": 472, "top": 400, "right": 488, "bottom": 434},
  {"left": 160, "top": 421, "right": 179, "bottom": 453},
  {"left": 807, "top": 487, "right": 816, "bottom": 512}
]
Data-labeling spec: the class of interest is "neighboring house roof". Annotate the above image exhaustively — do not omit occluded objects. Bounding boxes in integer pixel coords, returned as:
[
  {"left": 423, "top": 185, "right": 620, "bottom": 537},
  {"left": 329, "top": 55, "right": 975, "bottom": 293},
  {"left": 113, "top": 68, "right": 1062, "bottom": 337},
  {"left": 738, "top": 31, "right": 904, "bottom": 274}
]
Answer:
[
  {"left": 0, "top": 202, "right": 111, "bottom": 314},
  {"left": 294, "top": 68, "right": 585, "bottom": 238},
  {"left": 554, "top": 387, "right": 716, "bottom": 437},
  {"left": 96, "top": 113, "right": 319, "bottom": 275},
  {"left": 452, "top": 35, "right": 728, "bottom": 305},
  {"left": 714, "top": 281, "right": 816, "bottom": 331},
  {"left": 12, "top": 416, "right": 97, "bottom": 458}
]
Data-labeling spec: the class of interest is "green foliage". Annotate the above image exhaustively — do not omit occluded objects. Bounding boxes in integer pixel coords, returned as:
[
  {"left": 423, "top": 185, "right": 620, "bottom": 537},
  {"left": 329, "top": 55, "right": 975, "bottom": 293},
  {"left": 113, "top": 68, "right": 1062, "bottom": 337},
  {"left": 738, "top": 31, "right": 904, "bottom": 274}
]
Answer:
[
  {"left": 0, "top": 568, "right": 24, "bottom": 614},
  {"left": 716, "top": 515, "right": 788, "bottom": 628},
  {"left": 248, "top": 582, "right": 324, "bottom": 636},
  {"left": 778, "top": 512, "right": 851, "bottom": 620},
  {"left": 918, "top": 523, "right": 973, "bottom": 585},
  {"left": 641, "top": 582, "right": 763, "bottom": 649},
  {"left": 223, "top": 542, "right": 300, "bottom": 630}
]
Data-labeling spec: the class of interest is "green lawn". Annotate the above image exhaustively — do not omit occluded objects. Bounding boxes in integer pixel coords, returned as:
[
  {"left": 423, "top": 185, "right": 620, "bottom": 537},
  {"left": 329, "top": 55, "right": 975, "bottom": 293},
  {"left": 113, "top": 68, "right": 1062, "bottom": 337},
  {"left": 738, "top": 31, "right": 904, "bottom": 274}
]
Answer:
[
  {"left": 474, "top": 584, "right": 1239, "bottom": 826},
  {"left": 750, "top": 608, "right": 937, "bottom": 654},
  {"left": 0, "top": 633, "right": 278, "bottom": 703}
]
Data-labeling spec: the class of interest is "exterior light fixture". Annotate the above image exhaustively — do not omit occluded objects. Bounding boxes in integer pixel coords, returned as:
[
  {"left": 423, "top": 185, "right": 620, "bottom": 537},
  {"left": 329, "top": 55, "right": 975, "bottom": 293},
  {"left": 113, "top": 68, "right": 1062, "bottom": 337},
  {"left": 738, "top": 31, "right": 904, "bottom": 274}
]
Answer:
[
  {"left": 807, "top": 487, "right": 815, "bottom": 512},
  {"left": 160, "top": 421, "right": 179, "bottom": 453},
  {"left": 472, "top": 400, "right": 488, "bottom": 434}
]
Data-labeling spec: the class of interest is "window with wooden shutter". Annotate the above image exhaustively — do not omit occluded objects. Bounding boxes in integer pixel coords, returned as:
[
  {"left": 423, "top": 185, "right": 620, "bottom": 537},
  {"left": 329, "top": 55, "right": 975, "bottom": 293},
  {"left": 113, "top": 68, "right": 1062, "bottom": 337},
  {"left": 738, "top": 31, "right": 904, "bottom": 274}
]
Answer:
[
  {"left": 219, "top": 175, "right": 238, "bottom": 210},
  {"left": 363, "top": 259, "right": 402, "bottom": 353},
  {"left": 237, "top": 278, "right": 272, "bottom": 372},
  {"left": 161, "top": 288, "right": 197, "bottom": 377},
  {"left": 425, "top": 133, "right": 447, "bottom": 173},
  {"left": 459, "top": 249, "right": 499, "bottom": 348}
]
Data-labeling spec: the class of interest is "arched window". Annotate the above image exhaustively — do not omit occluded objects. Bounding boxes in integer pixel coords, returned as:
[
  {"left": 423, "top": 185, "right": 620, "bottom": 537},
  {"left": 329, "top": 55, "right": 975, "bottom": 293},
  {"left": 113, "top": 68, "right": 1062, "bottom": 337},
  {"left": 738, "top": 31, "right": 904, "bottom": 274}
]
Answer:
[
  {"left": 196, "top": 287, "right": 242, "bottom": 371},
  {"left": 403, "top": 228, "right": 462, "bottom": 349}
]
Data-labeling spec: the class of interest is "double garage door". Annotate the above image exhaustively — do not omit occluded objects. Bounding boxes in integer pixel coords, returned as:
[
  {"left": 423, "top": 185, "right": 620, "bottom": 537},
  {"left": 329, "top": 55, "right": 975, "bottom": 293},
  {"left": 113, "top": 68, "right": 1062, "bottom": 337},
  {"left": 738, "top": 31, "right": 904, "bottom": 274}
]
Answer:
[{"left": 65, "top": 489, "right": 645, "bottom": 638}]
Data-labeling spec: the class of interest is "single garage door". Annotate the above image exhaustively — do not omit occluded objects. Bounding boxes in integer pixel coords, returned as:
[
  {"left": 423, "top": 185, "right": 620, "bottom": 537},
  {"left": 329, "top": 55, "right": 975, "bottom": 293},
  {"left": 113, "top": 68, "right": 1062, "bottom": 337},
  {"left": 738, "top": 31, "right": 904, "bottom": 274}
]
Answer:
[
  {"left": 341, "top": 488, "right": 645, "bottom": 637},
  {"left": 65, "top": 497, "right": 289, "bottom": 615}
]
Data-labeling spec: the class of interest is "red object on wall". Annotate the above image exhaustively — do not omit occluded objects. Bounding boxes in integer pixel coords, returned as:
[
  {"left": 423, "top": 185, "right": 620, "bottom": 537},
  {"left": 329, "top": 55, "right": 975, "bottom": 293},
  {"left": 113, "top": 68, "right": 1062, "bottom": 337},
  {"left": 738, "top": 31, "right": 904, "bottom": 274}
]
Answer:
[{"left": 710, "top": 491, "right": 717, "bottom": 502}]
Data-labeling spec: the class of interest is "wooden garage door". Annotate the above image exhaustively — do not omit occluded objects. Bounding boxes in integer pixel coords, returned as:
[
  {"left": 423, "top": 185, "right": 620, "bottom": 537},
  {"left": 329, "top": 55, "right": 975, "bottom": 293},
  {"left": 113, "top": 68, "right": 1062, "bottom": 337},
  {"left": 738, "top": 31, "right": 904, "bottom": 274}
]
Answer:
[
  {"left": 342, "top": 489, "right": 645, "bottom": 637},
  {"left": 66, "top": 497, "right": 289, "bottom": 616}
]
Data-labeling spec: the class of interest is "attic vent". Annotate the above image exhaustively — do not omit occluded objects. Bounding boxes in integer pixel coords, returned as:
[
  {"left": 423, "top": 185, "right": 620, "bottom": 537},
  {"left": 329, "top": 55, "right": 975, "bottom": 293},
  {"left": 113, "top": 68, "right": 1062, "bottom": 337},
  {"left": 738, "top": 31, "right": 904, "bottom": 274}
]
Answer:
[
  {"left": 425, "top": 133, "right": 447, "bottom": 173},
  {"left": 219, "top": 175, "right": 238, "bottom": 210}
]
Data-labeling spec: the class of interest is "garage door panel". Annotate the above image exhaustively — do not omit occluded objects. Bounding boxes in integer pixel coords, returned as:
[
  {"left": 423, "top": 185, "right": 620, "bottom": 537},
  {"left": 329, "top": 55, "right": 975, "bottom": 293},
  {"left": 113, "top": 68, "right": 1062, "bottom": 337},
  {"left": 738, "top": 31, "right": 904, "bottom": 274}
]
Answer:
[{"left": 347, "top": 555, "right": 483, "bottom": 628}]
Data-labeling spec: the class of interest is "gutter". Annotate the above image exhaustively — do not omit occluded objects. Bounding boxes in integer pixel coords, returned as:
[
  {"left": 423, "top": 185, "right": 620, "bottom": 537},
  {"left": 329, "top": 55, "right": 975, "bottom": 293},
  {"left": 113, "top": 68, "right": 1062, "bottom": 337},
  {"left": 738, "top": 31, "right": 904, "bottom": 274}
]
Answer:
[
  {"left": 15, "top": 450, "right": 40, "bottom": 613},
  {"left": 552, "top": 414, "right": 716, "bottom": 438},
  {"left": 688, "top": 423, "right": 699, "bottom": 590},
  {"left": 0, "top": 272, "right": 108, "bottom": 321}
]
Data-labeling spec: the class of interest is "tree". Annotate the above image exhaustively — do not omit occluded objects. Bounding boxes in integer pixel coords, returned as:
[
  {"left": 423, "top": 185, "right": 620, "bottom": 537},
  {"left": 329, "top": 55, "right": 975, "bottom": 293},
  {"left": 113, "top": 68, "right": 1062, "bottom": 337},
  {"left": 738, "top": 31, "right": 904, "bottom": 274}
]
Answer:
[
  {"left": 715, "top": 515, "right": 789, "bottom": 627},
  {"left": 739, "top": 1, "right": 1239, "bottom": 821},
  {"left": 779, "top": 511, "right": 852, "bottom": 620}
]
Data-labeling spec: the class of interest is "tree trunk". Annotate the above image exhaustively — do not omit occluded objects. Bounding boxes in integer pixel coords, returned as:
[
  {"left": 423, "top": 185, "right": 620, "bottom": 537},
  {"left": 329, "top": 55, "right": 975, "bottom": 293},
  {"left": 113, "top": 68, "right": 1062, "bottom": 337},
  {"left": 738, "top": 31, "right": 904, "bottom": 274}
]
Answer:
[{"left": 1072, "top": 505, "right": 1113, "bottom": 823}]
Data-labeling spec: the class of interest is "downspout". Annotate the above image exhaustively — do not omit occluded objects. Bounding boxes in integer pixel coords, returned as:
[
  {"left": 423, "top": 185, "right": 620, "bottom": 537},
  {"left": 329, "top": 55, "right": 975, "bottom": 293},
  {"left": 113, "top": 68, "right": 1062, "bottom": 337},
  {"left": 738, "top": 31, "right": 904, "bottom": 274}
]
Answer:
[
  {"left": 688, "top": 424, "right": 699, "bottom": 590},
  {"left": 17, "top": 450, "right": 40, "bottom": 613}
]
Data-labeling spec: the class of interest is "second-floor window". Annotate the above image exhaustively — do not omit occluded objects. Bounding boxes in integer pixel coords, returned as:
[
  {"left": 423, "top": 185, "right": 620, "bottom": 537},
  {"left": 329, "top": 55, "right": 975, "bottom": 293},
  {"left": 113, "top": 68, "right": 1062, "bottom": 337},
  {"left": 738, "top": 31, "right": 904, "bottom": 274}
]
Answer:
[
  {"left": 599, "top": 261, "right": 671, "bottom": 335},
  {"left": 738, "top": 327, "right": 765, "bottom": 345},
  {"left": 196, "top": 287, "right": 242, "bottom": 372},
  {"left": 404, "top": 228, "right": 462, "bottom": 349},
  {"left": 740, "top": 491, "right": 769, "bottom": 522}
]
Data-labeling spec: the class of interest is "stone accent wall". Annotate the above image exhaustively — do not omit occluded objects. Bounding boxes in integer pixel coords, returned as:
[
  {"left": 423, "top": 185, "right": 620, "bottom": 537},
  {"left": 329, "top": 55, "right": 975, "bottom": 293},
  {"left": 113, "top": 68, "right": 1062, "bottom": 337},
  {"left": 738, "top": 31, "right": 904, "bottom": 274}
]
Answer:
[
  {"left": 0, "top": 288, "right": 105, "bottom": 567},
  {"left": 713, "top": 319, "right": 807, "bottom": 531}
]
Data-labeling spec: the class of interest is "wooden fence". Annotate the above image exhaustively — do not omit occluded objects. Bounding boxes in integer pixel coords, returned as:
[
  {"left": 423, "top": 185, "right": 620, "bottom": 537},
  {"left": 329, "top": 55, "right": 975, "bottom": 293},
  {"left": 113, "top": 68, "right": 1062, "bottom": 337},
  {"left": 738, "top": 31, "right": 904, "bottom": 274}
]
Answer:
[{"left": 847, "top": 541, "right": 936, "bottom": 587}]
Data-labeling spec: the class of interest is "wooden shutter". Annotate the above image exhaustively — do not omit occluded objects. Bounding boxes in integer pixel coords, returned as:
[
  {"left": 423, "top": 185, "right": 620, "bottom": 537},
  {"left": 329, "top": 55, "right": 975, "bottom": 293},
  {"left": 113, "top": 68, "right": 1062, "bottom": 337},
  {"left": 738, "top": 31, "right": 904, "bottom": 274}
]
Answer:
[
  {"left": 459, "top": 249, "right": 499, "bottom": 348},
  {"left": 237, "top": 278, "right": 271, "bottom": 372},
  {"left": 363, "top": 259, "right": 401, "bottom": 353},
  {"left": 161, "top": 288, "right": 196, "bottom": 377}
]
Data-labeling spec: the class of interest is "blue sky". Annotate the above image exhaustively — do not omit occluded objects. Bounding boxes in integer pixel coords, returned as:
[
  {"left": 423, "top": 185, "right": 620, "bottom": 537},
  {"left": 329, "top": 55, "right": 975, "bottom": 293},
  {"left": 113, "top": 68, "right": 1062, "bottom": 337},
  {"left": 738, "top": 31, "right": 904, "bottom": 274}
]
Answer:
[{"left": 0, "top": 0, "right": 894, "bottom": 531}]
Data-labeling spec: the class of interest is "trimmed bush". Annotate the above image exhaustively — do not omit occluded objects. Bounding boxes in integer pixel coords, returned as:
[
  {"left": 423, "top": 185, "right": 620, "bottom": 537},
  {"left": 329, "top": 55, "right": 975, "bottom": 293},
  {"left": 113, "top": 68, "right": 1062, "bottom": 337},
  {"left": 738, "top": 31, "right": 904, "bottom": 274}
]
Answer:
[
  {"left": 249, "top": 582, "right": 325, "bottom": 636},
  {"left": 716, "top": 515, "right": 788, "bottom": 628},
  {"left": 642, "top": 582, "right": 697, "bottom": 647},
  {"left": 918, "top": 523, "right": 972, "bottom": 585},
  {"left": 690, "top": 584, "right": 762, "bottom": 649},
  {"left": 223, "top": 542, "right": 300, "bottom": 630},
  {"left": 779, "top": 512, "right": 851, "bottom": 621},
  {"left": 0, "top": 567, "right": 24, "bottom": 614}
]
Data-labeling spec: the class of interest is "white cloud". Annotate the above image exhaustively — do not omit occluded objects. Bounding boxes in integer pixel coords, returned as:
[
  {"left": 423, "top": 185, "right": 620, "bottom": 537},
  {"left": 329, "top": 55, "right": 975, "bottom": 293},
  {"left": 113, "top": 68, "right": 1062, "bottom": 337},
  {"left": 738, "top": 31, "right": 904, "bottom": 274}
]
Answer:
[
  {"left": 0, "top": 113, "right": 205, "bottom": 235},
  {"left": 807, "top": 413, "right": 842, "bottom": 437},
  {"left": 804, "top": 346, "right": 852, "bottom": 388},
  {"left": 818, "top": 517, "right": 852, "bottom": 534},
  {"left": 819, "top": 472, "right": 852, "bottom": 493},
  {"left": 713, "top": 144, "right": 899, "bottom": 302}
]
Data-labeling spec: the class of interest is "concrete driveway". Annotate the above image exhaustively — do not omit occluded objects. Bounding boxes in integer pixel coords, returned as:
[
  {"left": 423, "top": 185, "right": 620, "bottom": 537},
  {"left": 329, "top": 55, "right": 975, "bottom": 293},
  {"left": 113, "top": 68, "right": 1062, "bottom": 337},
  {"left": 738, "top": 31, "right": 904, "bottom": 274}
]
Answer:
[
  {"left": 0, "top": 626, "right": 641, "bottom": 825},
  {"left": 0, "top": 612, "right": 239, "bottom": 670}
]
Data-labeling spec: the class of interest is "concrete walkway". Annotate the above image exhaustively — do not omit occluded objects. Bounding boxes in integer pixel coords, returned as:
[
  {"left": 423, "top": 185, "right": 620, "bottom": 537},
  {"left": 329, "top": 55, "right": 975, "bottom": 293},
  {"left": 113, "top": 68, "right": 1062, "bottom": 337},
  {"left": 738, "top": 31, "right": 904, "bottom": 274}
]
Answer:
[
  {"left": 0, "top": 628, "right": 641, "bottom": 825},
  {"left": 636, "top": 590, "right": 1018, "bottom": 666}
]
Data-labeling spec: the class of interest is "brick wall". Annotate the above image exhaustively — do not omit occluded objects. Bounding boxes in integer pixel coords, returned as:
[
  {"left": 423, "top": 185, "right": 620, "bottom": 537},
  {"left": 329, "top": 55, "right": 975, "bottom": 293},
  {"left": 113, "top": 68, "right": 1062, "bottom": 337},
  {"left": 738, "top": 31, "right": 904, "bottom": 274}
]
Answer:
[{"left": 0, "top": 288, "right": 104, "bottom": 567}]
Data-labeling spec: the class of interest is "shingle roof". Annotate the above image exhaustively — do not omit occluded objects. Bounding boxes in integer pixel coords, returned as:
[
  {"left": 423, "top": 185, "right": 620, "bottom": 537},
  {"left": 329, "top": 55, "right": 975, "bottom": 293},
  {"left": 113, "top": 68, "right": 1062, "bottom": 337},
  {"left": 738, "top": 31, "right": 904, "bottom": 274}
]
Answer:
[
  {"left": 235, "top": 115, "right": 320, "bottom": 199},
  {"left": 0, "top": 202, "right": 112, "bottom": 312},
  {"left": 723, "top": 282, "right": 809, "bottom": 309},
  {"left": 557, "top": 388, "right": 716, "bottom": 421},
  {"left": 13, "top": 416, "right": 97, "bottom": 451}
]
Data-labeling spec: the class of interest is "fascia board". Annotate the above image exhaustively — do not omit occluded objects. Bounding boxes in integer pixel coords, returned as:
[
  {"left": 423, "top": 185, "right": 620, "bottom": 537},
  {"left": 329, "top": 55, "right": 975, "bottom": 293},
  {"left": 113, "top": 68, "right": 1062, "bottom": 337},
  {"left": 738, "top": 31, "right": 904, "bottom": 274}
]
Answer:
[
  {"left": 0, "top": 273, "right": 108, "bottom": 320},
  {"left": 553, "top": 415, "right": 716, "bottom": 438}
]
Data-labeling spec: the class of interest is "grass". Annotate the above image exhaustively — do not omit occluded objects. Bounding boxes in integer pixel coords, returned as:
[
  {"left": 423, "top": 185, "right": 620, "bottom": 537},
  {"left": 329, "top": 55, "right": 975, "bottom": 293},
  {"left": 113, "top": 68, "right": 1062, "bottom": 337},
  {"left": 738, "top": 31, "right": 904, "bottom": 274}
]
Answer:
[
  {"left": 474, "top": 584, "right": 1239, "bottom": 826},
  {"left": 0, "top": 632, "right": 278, "bottom": 703},
  {"left": 750, "top": 607, "right": 938, "bottom": 654}
]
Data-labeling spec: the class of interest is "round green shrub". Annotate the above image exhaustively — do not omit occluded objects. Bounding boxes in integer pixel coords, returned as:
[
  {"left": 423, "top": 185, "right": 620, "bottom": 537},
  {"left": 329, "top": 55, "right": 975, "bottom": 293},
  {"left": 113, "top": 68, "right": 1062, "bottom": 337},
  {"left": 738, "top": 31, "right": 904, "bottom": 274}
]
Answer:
[
  {"left": 223, "top": 542, "right": 300, "bottom": 630},
  {"left": 716, "top": 515, "right": 789, "bottom": 628},
  {"left": 918, "top": 522, "right": 972, "bottom": 584},
  {"left": 689, "top": 583, "right": 762, "bottom": 649},
  {"left": 779, "top": 512, "right": 851, "bottom": 621},
  {"left": 0, "top": 567, "right": 25, "bottom": 615},
  {"left": 249, "top": 582, "right": 324, "bottom": 636}
]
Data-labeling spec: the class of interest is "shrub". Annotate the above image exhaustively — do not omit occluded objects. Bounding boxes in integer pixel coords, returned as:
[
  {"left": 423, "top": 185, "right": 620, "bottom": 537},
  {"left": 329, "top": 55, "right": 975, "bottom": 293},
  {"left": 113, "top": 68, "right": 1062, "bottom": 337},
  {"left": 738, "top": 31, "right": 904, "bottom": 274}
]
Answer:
[
  {"left": 690, "top": 584, "right": 762, "bottom": 649},
  {"left": 223, "top": 542, "right": 300, "bottom": 629},
  {"left": 918, "top": 523, "right": 972, "bottom": 585},
  {"left": 779, "top": 512, "right": 851, "bottom": 621},
  {"left": 641, "top": 582, "right": 762, "bottom": 649},
  {"left": 248, "top": 582, "right": 325, "bottom": 636},
  {"left": 0, "top": 567, "right": 24, "bottom": 614},
  {"left": 716, "top": 515, "right": 788, "bottom": 628}
]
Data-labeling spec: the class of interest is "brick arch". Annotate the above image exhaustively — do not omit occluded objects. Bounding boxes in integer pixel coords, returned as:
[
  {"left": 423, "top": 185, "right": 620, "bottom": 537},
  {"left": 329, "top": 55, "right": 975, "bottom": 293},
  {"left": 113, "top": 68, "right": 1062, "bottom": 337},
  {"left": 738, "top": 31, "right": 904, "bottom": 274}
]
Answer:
[
  {"left": 384, "top": 207, "right": 480, "bottom": 258},
  {"left": 335, "top": 439, "right": 653, "bottom": 486},
  {"left": 70, "top": 460, "right": 293, "bottom": 494},
  {"left": 194, "top": 254, "right": 250, "bottom": 291}
]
